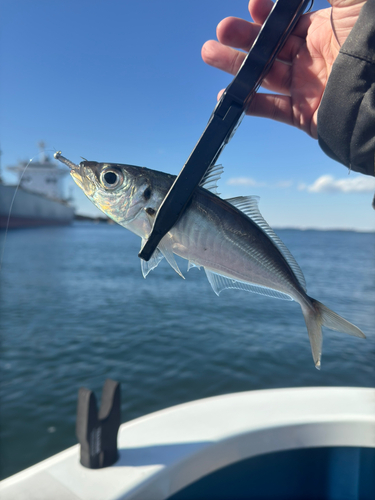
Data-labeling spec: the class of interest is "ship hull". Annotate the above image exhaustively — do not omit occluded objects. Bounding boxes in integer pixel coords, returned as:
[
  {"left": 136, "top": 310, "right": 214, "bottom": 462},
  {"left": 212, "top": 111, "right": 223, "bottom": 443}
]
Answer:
[{"left": 0, "top": 185, "right": 74, "bottom": 228}]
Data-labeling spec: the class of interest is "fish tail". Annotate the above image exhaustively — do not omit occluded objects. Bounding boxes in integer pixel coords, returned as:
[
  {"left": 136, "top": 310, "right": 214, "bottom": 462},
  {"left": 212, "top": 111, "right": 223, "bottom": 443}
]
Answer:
[{"left": 302, "top": 297, "right": 365, "bottom": 370}]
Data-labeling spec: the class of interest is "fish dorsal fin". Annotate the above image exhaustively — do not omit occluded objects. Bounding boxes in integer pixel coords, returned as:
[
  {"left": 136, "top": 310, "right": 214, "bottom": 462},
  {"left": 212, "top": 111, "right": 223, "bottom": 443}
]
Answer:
[
  {"left": 204, "top": 269, "right": 293, "bottom": 301},
  {"left": 225, "top": 196, "right": 307, "bottom": 291},
  {"left": 158, "top": 238, "right": 184, "bottom": 279},
  {"left": 199, "top": 164, "right": 224, "bottom": 194},
  {"left": 140, "top": 239, "right": 164, "bottom": 278}
]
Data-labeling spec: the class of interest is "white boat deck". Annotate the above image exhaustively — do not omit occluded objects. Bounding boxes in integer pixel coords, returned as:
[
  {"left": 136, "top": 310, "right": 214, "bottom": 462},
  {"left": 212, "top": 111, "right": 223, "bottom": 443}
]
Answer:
[{"left": 1, "top": 387, "right": 374, "bottom": 500}]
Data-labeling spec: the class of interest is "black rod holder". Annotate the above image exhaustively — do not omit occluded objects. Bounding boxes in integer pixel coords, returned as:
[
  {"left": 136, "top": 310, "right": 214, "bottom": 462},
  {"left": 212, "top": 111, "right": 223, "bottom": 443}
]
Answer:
[{"left": 76, "top": 379, "right": 121, "bottom": 468}]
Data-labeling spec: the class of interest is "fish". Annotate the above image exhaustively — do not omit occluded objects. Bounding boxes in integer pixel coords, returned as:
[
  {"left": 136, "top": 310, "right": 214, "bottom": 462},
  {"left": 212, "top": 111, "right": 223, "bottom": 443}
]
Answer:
[{"left": 55, "top": 152, "right": 365, "bottom": 368}]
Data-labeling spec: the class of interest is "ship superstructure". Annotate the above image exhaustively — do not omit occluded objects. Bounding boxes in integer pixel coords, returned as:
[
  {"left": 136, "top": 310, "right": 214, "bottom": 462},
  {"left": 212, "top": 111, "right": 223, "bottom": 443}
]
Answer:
[{"left": 0, "top": 148, "right": 75, "bottom": 228}]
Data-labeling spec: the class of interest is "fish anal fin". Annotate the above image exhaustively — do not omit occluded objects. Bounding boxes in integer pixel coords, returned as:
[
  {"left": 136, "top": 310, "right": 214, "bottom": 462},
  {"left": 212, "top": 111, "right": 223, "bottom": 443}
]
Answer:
[
  {"left": 187, "top": 261, "right": 201, "bottom": 272},
  {"left": 204, "top": 269, "right": 293, "bottom": 301}
]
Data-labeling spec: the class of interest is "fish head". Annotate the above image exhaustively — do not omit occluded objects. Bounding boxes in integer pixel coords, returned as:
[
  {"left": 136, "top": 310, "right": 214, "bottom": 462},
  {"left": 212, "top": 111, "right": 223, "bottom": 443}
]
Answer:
[{"left": 71, "top": 161, "right": 165, "bottom": 228}]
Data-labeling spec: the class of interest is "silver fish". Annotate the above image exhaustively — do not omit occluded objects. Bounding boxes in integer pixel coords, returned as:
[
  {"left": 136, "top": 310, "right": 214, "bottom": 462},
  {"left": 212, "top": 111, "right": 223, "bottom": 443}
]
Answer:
[{"left": 55, "top": 152, "right": 365, "bottom": 368}]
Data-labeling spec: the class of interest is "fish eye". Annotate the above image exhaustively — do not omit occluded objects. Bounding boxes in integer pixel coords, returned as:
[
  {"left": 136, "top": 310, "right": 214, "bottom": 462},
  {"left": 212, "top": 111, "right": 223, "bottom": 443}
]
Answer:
[{"left": 99, "top": 168, "right": 124, "bottom": 190}]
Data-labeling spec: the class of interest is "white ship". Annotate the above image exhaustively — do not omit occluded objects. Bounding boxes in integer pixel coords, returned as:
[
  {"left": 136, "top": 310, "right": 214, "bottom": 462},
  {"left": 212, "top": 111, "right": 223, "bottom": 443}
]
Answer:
[{"left": 0, "top": 148, "right": 74, "bottom": 228}]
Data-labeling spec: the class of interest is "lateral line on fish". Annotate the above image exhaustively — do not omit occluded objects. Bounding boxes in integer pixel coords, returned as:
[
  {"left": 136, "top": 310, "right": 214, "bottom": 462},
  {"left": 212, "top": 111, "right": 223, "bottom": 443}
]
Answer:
[{"left": 197, "top": 197, "right": 276, "bottom": 277}]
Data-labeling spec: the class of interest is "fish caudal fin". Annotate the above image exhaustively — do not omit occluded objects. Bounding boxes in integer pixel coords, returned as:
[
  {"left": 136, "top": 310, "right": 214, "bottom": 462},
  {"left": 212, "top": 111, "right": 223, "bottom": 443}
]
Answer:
[{"left": 302, "top": 297, "right": 365, "bottom": 370}]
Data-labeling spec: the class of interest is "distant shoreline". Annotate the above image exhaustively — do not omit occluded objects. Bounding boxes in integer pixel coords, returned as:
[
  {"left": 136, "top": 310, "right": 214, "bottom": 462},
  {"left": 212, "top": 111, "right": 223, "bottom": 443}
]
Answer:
[
  {"left": 74, "top": 214, "right": 116, "bottom": 224},
  {"left": 272, "top": 226, "right": 375, "bottom": 233},
  {"left": 73, "top": 215, "right": 374, "bottom": 233}
]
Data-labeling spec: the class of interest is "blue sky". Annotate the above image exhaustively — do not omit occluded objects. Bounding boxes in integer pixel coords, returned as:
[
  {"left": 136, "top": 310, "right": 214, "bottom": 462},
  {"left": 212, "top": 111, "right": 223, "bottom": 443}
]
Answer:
[{"left": 1, "top": 0, "right": 374, "bottom": 230}]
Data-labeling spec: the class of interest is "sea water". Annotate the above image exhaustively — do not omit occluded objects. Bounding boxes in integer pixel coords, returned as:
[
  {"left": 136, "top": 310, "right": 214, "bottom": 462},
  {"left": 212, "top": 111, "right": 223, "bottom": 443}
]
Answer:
[{"left": 0, "top": 223, "right": 374, "bottom": 479}]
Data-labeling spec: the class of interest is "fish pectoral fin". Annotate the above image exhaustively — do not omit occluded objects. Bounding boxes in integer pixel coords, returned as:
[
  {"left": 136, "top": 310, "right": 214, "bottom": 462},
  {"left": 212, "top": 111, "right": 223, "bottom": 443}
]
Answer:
[
  {"left": 140, "top": 239, "right": 164, "bottom": 278},
  {"left": 142, "top": 212, "right": 184, "bottom": 279},
  {"left": 204, "top": 269, "right": 293, "bottom": 300},
  {"left": 158, "top": 240, "right": 184, "bottom": 279}
]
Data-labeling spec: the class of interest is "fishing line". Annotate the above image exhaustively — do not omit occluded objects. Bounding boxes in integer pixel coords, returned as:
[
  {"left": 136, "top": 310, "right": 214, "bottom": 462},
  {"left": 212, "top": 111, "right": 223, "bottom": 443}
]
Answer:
[{"left": 0, "top": 149, "right": 56, "bottom": 272}]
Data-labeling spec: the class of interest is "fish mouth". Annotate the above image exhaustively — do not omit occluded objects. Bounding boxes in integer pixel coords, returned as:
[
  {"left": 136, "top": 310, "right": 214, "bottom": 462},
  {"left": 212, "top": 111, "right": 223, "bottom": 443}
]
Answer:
[
  {"left": 71, "top": 165, "right": 96, "bottom": 197},
  {"left": 70, "top": 168, "right": 85, "bottom": 190},
  {"left": 54, "top": 151, "right": 95, "bottom": 195}
]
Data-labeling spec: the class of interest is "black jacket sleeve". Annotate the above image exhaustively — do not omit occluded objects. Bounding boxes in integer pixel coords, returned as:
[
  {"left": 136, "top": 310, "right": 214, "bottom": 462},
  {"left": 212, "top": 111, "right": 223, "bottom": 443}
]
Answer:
[{"left": 317, "top": 0, "right": 375, "bottom": 177}]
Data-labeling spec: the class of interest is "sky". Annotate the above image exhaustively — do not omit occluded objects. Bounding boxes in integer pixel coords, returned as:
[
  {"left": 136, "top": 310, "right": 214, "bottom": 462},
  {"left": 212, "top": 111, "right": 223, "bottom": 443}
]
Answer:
[{"left": 1, "top": 0, "right": 374, "bottom": 231}]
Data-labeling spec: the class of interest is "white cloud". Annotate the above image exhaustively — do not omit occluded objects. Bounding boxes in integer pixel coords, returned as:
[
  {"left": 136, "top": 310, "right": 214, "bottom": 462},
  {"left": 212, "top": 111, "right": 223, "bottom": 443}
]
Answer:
[{"left": 301, "top": 174, "right": 375, "bottom": 193}]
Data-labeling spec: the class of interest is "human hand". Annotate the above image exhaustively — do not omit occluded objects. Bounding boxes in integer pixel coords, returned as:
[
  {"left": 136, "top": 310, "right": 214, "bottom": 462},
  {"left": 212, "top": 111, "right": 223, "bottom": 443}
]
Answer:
[{"left": 201, "top": 0, "right": 366, "bottom": 138}]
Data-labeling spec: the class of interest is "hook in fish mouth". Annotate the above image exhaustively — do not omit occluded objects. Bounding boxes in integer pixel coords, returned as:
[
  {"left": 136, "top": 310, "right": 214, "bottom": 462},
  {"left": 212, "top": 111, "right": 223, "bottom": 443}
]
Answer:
[
  {"left": 54, "top": 151, "right": 89, "bottom": 191},
  {"left": 54, "top": 151, "right": 79, "bottom": 170}
]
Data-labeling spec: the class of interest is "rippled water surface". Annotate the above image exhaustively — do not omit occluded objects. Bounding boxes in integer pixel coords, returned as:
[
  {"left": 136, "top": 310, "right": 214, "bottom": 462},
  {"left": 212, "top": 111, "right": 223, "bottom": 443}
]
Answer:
[{"left": 0, "top": 223, "right": 374, "bottom": 479}]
